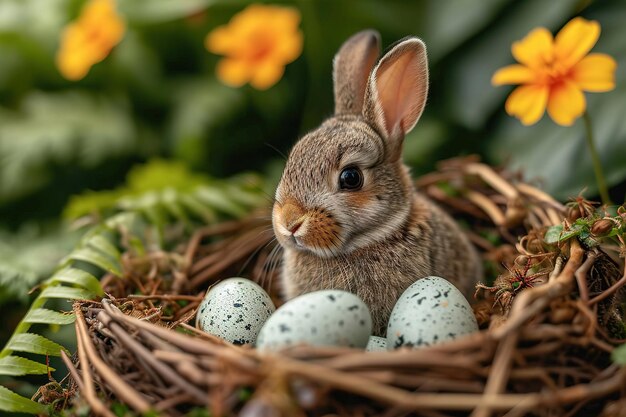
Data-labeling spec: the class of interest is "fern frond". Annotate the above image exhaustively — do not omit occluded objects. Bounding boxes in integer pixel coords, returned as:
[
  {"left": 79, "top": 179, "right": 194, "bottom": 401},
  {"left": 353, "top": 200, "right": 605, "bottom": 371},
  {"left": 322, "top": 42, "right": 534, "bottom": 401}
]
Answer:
[
  {"left": 0, "top": 385, "right": 46, "bottom": 414},
  {"left": 1, "top": 160, "right": 268, "bottom": 413},
  {"left": 0, "top": 226, "right": 81, "bottom": 304},
  {"left": 0, "top": 220, "right": 124, "bottom": 413},
  {"left": 63, "top": 159, "right": 268, "bottom": 231},
  {"left": 0, "top": 91, "right": 136, "bottom": 204}
]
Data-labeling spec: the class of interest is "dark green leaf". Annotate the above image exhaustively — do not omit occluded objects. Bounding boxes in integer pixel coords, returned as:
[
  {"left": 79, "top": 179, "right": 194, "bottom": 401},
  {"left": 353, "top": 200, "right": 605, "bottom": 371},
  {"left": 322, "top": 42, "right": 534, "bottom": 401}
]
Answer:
[
  {"left": 67, "top": 247, "right": 122, "bottom": 276},
  {"left": 424, "top": 0, "right": 509, "bottom": 62},
  {"left": 85, "top": 234, "right": 121, "bottom": 261},
  {"left": 23, "top": 308, "right": 75, "bottom": 325},
  {"left": 544, "top": 225, "right": 564, "bottom": 244},
  {"left": 47, "top": 268, "right": 103, "bottom": 296},
  {"left": 0, "top": 355, "right": 52, "bottom": 376},
  {"left": 0, "top": 91, "right": 136, "bottom": 204},
  {"left": 39, "top": 286, "right": 95, "bottom": 301},
  {"left": 0, "top": 385, "right": 46, "bottom": 414},
  {"left": 179, "top": 194, "right": 217, "bottom": 224},
  {"left": 544, "top": 224, "right": 589, "bottom": 244},
  {"left": 195, "top": 187, "right": 247, "bottom": 217},
  {"left": 119, "top": 0, "right": 220, "bottom": 24},
  {"left": 5, "top": 333, "right": 66, "bottom": 357}
]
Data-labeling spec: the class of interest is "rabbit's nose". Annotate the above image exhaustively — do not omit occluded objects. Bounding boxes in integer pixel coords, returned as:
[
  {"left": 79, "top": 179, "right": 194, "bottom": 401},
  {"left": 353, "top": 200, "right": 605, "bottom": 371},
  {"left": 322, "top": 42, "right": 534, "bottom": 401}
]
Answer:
[{"left": 288, "top": 218, "right": 303, "bottom": 234}]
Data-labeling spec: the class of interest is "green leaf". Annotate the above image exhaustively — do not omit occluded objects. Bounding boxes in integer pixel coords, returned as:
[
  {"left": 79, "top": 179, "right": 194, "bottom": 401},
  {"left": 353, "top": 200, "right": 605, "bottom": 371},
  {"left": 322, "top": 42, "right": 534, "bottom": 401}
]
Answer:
[
  {"left": 0, "top": 385, "right": 46, "bottom": 414},
  {"left": 179, "top": 194, "right": 217, "bottom": 224},
  {"left": 0, "top": 91, "right": 136, "bottom": 204},
  {"left": 612, "top": 344, "right": 626, "bottom": 364},
  {"left": 67, "top": 247, "right": 122, "bottom": 276},
  {"left": 119, "top": 0, "right": 220, "bottom": 24},
  {"left": 0, "top": 225, "right": 82, "bottom": 304},
  {"left": 47, "top": 268, "right": 103, "bottom": 296},
  {"left": 424, "top": 0, "right": 509, "bottom": 62},
  {"left": 39, "top": 286, "right": 95, "bottom": 301},
  {"left": 6, "top": 333, "right": 66, "bottom": 357},
  {"left": 23, "top": 308, "right": 75, "bottom": 325},
  {"left": 85, "top": 234, "right": 121, "bottom": 261},
  {"left": 0, "top": 355, "right": 52, "bottom": 376},
  {"left": 168, "top": 80, "right": 245, "bottom": 167},
  {"left": 195, "top": 187, "right": 247, "bottom": 217},
  {"left": 544, "top": 225, "right": 564, "bottom": 244}
]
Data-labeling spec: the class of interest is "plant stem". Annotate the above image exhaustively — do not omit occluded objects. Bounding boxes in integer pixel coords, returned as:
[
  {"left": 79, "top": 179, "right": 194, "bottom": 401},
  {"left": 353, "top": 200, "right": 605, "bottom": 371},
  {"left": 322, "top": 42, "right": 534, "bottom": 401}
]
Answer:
[{"left": 582, "top": 111, "right": 611, "bottom": 206}]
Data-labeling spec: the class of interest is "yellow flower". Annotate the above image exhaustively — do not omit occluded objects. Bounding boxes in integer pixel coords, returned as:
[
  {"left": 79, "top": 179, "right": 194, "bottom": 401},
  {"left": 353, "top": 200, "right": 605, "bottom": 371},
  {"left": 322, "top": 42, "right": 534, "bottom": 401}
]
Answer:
[
  {"left": 492, "top": 17, "right": 617, "bottom": 126},
  {"left": 205, "top": 4, "right": 303, "bottom": 90},
  {"left": 56, "top": 0, "right": 125, "bottom": 81}
]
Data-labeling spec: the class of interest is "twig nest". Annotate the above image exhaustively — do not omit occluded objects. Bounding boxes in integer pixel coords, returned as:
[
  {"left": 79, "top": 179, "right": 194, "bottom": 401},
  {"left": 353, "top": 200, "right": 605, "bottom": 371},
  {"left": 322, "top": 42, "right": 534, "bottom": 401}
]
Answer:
[
  {"left": 256, "top": 290, "right": 372, "bottom": 351},
  {"left": 196, "top": 277, "right": 275, "bottom": 345},
  {"left": 387, "top": 276, "right": 478, "bottom": 349}
]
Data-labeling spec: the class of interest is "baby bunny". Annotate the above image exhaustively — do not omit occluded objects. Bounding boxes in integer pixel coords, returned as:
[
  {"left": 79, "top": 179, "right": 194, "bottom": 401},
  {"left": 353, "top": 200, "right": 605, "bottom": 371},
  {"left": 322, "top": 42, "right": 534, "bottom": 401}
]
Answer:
[{"left": 272, "top": 30, "right": 482, "bottom": 335}]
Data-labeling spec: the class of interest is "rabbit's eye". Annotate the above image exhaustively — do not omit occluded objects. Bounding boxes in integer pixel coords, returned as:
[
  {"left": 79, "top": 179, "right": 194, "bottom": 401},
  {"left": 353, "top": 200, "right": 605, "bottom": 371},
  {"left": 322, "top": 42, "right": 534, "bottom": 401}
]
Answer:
[{"left": 339, "top": 167, "right": 363, "bottom": 190}]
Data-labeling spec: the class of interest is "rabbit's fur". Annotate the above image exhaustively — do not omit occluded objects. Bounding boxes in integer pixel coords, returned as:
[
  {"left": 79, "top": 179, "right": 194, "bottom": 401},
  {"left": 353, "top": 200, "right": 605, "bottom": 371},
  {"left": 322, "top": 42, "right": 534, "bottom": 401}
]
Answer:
[{"left": 272, "top": 30, "right": 482, "bottom": 335}]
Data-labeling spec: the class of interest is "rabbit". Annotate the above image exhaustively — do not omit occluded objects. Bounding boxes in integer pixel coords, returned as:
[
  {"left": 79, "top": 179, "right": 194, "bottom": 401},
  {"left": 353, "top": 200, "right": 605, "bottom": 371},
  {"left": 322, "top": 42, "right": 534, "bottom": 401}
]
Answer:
[{"left": 272, "top": 30, "right": 482, "bottom": 336}]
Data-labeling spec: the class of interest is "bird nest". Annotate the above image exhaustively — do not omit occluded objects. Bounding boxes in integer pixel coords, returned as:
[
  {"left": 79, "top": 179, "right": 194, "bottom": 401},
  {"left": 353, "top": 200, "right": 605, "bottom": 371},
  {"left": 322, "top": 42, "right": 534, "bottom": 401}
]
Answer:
[{"left": 48, "top": 157, "right": 626, "bottom": 417}]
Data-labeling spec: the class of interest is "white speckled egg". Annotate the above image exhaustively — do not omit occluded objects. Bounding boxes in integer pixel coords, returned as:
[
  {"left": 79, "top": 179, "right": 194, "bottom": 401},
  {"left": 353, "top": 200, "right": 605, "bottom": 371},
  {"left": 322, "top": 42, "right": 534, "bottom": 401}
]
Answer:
[
  {"left": 387, "top": 276, "right": 478, "bottom": 350},
  {"left": 196, "top": 277, "right": 275, "bottom": 345},
  {"left": 365, "top": 336, "right": 387, "bottom": 352},
  {"left": 256, "top": 290, "right": 371, "bottom": 351}
]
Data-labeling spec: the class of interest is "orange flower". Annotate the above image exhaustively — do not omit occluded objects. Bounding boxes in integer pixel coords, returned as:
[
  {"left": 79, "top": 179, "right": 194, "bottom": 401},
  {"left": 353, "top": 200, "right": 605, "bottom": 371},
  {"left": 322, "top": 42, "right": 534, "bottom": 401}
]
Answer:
[
  {"left": 205, "top": 4, "right": 303, "bottom": 90},
  {"left": 492, "top": 17, "right": 617, "bottom": 126},
  {"left": 56, "top": 0, "right": 125, "bottom": 81}
]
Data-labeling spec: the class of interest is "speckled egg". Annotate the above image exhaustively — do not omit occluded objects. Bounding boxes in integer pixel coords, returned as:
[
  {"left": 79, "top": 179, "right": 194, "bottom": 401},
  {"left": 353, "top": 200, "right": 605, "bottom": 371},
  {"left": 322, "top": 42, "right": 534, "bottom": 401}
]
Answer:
[
  {"left": 365, "top": 336, "right": 387, "bottom": 352},
  {"left": 387, "top": 276, "right": 478, "bottom": 350},
  {"left": 196, "top": 277, "right": 275, "bottom": 346},
  {"left": 256, "top": 290, "right": 372, "bottom": 351}
]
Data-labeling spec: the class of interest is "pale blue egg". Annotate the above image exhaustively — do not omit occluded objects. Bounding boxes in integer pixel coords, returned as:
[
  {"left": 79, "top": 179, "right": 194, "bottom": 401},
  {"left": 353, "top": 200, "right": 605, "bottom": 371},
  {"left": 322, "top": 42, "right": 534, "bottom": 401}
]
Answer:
[
  {"left": 257, "top": 290, "right": 371, "bottom": 351},
  {"left": 387, "top": 276, "right": 478, "bottom": 349},
  {"left": 196, "top": 277, "right": 275, "bottom": 345}
]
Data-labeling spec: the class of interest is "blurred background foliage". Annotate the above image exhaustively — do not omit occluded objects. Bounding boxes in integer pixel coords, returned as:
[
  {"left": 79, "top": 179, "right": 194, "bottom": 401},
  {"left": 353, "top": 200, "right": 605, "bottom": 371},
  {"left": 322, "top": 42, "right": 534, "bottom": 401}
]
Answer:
[{"left": 1, "top": 0, "right": 626, "bottom": 403}]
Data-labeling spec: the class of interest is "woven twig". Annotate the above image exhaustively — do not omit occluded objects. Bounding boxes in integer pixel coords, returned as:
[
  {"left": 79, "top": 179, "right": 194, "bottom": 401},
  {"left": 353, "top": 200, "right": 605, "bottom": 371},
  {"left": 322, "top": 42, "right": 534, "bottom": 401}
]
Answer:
[{"left": 54, "top": 157, "right": 625, "bottom": 416}]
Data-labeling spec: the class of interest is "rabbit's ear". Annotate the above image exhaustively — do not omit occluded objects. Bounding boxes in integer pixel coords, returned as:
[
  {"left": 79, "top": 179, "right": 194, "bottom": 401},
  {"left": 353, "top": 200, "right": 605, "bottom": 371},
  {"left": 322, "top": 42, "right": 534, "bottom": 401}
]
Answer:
[
  {"left": 333, "top": 30, "right": 381, "bottom": 115},
  {"left": 363, "top": 37, "right": 428, "bottom": 160}
]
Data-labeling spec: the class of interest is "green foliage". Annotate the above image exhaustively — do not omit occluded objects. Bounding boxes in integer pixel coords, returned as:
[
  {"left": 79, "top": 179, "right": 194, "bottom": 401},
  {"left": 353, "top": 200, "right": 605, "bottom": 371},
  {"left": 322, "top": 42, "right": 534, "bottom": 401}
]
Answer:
[
  {"left": 2, "top": 0, "right": 626, "bottom": 413},
  {"left": 0, "top": 385, "right": 46, "bottom": 415},
  {"left": 0, "top": 226, "right": 81, "bottom": 304},
  {"left": 544, "top": 212, "right": 626, "bottom": 247},
  {"left": 0, "top": 222, "right": 120, "bottom": 413},
  {"left": 1, "top": 158, "right": 267, "bottom": 413},
  {"left": 613, "top": 343, "right": 626, "bottom": 364},
  {"left": 63, "top": 159, "right": 267, "bottom": 231},
  {"left": 0, "top": 91, "right": 137, "bottom": 204}
]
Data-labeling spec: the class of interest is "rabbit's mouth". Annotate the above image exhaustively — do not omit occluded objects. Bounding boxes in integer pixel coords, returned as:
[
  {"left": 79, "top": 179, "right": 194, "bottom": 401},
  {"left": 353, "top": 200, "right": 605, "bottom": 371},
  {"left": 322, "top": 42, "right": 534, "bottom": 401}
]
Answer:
[{"left": 273, "top": 200, "right": 345, "bottom": 257}]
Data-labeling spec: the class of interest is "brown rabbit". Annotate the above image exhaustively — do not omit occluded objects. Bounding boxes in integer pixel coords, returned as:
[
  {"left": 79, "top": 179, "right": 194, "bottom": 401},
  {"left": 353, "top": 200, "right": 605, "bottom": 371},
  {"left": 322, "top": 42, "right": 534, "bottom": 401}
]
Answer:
[{"left": 272, "top": 30, "right": 482, "bottom": 335}]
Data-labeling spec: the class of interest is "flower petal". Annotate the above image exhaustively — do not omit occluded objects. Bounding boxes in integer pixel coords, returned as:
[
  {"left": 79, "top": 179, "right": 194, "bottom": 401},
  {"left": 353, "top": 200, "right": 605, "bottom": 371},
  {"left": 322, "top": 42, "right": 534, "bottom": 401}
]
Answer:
[
  {"left": 205, "top": 26, "right": 232, "bottom": 54},
  {"left": 492, "top": 64, "right": 536, "bottom": 85},
  {"left": 512, "top": 28, "right": 553, "bottom": 68},
  {"left": 547, "top": 81, "right": 586, "bottom": 126},
  {"left": 571, "top": 53, "right": 617, "bottom": 92},
  {"left": 250, "top": 62, "right": 284, "bottom": 90},
  {"left": 269, "top": 6, "right": 301, "bottom": 32},
  {"left": 272, "top": 29, "right": 303, "bottom": 63},
  {"left": 216, "top": 58, "right": 251, "bottom": 87},
  {"left": 554, "top": 17, "right": 600, "bottom": 69},
  {"left": 505, "top": 85, "right": 549, "bottom": 125}
]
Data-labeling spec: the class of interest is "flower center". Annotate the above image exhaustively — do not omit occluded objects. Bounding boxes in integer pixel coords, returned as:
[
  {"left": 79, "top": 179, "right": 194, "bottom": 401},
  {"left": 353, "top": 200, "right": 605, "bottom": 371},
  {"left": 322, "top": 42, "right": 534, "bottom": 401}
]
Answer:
[
  {"left": 248, "top": 31, "right": 274, "bottom": 62},
  {"left": 538, "top": 55, "right": 572, "bottom": 86}
]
